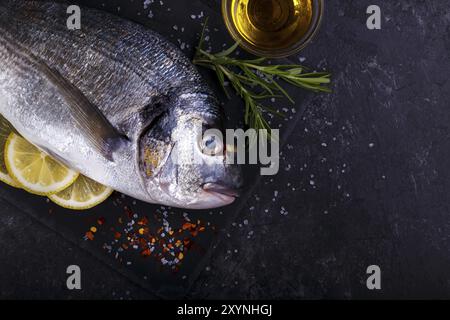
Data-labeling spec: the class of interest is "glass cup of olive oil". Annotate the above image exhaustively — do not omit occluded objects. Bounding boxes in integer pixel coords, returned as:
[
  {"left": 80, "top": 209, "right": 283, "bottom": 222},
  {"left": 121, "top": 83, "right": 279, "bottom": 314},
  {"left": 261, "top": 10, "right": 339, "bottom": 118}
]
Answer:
[{"left": 222, "top": 0, "right": 324, "bottom": 58}]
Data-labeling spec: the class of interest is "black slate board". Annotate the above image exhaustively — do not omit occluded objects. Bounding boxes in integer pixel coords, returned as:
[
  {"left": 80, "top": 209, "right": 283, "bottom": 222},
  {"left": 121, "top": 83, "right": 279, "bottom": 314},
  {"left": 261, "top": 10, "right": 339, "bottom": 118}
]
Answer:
[{"left": 0, "top": 0, "right": 313, "bottom": 297}]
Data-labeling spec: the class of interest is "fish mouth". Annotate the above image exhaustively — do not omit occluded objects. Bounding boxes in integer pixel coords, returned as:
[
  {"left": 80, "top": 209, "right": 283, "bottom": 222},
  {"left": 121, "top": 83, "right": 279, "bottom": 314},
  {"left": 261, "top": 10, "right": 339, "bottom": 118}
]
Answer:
[
  {"left": 201, "top": 182, "right": 240, "bottom": 207},
  {"left": 202, "top": 182, "right": 240, "bottom": 198}
]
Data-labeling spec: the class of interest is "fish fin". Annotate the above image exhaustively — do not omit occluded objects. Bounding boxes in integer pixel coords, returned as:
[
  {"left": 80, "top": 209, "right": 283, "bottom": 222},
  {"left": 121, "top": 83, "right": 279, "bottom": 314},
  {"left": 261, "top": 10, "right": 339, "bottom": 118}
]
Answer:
[{"left": 38, "top": 63, "right": 127, "bottom": 161}]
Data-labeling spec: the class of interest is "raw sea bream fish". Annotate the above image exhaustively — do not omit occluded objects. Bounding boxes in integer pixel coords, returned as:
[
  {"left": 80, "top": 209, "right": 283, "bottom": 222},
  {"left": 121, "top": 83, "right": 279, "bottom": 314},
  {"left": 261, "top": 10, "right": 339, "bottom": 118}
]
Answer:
[{"left": 0, "top": 0, "right": 242, "bottom": 209}]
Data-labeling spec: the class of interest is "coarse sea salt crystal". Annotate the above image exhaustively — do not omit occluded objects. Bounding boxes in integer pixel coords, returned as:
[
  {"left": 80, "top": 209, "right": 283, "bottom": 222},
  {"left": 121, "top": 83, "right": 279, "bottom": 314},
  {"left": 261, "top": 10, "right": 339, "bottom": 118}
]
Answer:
[{"left": 143, "top": 0, "right": 153, "bottom": 9}]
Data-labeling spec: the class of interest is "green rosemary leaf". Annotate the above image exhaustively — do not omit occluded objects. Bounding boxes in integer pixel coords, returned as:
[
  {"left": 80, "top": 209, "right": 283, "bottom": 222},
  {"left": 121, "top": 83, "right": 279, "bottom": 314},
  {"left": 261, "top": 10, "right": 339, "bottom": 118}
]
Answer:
[
  {"left": 216, "top": 42, "right": 240, "bottom": 57},
  {"left": 193, "top": 20, "right": 332, "bottom": 134}
]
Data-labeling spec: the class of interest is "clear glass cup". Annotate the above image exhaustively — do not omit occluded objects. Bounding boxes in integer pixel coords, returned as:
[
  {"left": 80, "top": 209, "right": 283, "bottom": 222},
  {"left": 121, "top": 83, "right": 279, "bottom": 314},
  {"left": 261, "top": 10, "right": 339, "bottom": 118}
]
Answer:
[{"left": 222, "top": 0, "right": 324, "bottom": 58}]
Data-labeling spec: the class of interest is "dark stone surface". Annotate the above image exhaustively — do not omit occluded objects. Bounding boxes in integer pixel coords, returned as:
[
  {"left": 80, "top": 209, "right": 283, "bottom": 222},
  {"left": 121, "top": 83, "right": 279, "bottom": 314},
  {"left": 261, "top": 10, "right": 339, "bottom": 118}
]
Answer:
[
  {"left": 0, "top": 197, "right": 153, "bottom": 299},
  {"left": 189, "top": 0, "right": 450, "bottom": 299},
  {"left": 0, "top": 0, "right": 449, "bottom": 299}
]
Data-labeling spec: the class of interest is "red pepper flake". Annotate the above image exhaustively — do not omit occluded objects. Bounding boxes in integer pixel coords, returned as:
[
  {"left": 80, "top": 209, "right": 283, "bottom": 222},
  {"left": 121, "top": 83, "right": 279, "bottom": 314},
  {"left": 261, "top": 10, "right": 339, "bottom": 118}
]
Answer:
[
  {"left": 182, "top": 222, "right": 196, "bottom": 230},
  {"left": 97, "top": 217, "right": 105, "bottom": 225},
  {"left": 114, "top": 231, "right": 121, "bottom": 239},
  {"left": 85, "top": 231, "right": 94, "bottom": 241},
  {"left": 137, "top": 216, "right": 148, "bottom": 226},
  {"left": 124, "top": 206, "right": 133, "bottom": 218},
  {"left": 141, "top": 248, "right": 151, "bottom": 257},
  {"left": 138, "top": 238, "right": 147, "bottom": 248}
]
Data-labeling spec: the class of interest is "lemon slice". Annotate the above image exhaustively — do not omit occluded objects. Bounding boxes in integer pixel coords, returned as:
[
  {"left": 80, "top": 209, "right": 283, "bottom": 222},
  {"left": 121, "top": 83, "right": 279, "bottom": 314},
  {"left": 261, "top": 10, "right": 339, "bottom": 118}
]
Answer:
[
  {"left": 4, "top": 133, "right": 79, "bottom": 195},
  {"left": 0, "top": 116, "right": 20, "bottom": 188},
  {"left": 48, "top": 175, "right": 113, "bottom": 210}
]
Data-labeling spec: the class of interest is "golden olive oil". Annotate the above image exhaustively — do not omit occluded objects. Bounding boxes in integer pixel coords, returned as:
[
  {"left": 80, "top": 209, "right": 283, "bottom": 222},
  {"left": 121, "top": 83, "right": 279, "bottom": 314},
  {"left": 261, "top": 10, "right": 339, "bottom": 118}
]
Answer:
[{"left": 230, "top": 0, "right": 313, "bottom": 50}]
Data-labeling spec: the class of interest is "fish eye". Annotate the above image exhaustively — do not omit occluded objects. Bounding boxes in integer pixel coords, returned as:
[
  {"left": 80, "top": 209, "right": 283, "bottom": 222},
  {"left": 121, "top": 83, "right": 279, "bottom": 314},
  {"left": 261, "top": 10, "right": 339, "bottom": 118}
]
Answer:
[{"left": 200, "top": 132, "right": 223, "bottom": 156}]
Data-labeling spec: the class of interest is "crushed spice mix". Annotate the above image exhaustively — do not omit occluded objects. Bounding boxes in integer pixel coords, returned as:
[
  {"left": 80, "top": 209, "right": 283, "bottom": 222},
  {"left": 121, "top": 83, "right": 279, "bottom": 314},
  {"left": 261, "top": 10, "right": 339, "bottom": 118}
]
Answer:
[{"left": 82, "top": 201, "right": 213, "bottom": 269}]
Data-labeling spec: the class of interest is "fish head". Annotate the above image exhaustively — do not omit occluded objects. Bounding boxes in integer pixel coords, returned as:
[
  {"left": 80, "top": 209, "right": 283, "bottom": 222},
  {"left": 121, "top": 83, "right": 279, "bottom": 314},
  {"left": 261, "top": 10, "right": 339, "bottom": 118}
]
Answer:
[{"left": 139, "top": 93, "right": 243, "bottom": 209}]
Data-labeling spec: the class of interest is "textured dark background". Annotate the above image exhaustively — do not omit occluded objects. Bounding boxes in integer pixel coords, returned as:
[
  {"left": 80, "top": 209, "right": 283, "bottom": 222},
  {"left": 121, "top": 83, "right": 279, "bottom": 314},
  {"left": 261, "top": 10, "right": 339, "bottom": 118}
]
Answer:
[{"left": 1, "top": 0, "right": 450, "bottom": 299}]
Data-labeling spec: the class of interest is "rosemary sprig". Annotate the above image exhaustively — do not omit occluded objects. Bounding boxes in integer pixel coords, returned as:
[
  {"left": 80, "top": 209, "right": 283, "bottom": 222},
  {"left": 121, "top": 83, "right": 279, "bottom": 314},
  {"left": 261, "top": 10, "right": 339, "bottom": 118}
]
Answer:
[{"left": 193, "top": 19, "right": 331, "bottom": 134}]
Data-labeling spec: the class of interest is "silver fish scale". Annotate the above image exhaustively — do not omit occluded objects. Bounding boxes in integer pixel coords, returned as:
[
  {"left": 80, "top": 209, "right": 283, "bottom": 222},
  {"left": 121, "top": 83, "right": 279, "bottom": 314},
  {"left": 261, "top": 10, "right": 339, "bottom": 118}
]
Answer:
[{"left": 0, "top": 1, "right": 222, "bottom": 206}]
